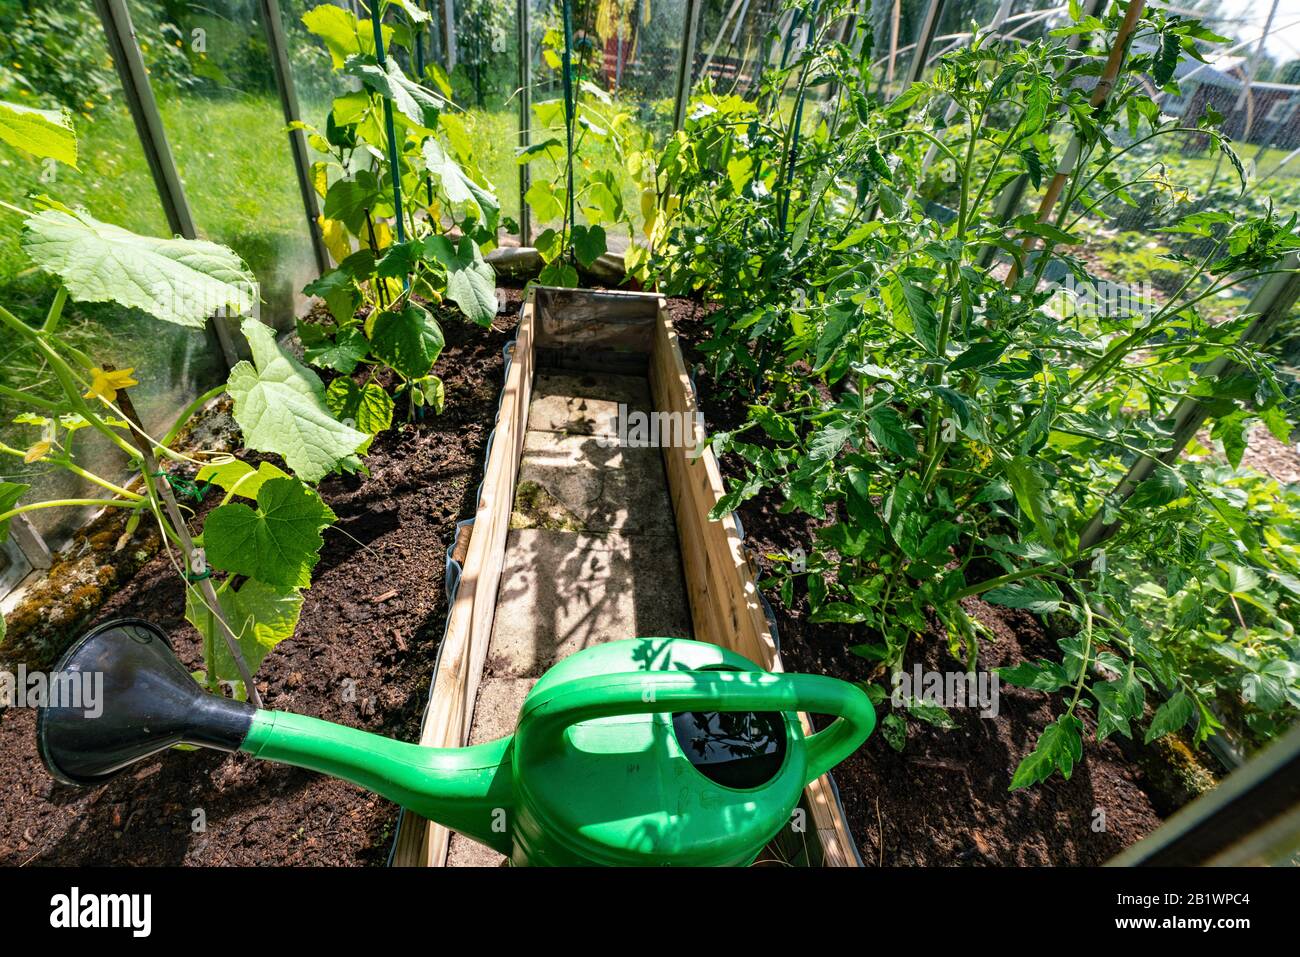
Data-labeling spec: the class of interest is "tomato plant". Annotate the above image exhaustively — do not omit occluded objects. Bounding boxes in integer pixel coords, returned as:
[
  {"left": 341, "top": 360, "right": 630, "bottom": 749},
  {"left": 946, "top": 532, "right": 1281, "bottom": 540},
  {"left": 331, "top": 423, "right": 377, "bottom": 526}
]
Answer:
[{"left": 650, "top": 0, "right": 1300, "bottom": 784}]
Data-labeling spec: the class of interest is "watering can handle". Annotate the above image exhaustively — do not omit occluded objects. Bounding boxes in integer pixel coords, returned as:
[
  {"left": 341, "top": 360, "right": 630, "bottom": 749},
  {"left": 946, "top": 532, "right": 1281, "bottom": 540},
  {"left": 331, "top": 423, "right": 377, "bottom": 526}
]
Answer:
[{"left": 517, "top": 670, "right": 876, "bottom": 785}]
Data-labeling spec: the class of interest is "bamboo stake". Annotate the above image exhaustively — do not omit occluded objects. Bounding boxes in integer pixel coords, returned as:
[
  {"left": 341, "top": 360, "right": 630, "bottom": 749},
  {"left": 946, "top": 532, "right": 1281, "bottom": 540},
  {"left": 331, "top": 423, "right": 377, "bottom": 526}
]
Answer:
[
  {"left": 108, "top": 371, "right": 263, "bottom": 708},
  {"left": 886, "top": 0, "right": 901, "bottom": 88},
  {"left": 1005, "top": 0, "right": 1146, "bottom": 286}
]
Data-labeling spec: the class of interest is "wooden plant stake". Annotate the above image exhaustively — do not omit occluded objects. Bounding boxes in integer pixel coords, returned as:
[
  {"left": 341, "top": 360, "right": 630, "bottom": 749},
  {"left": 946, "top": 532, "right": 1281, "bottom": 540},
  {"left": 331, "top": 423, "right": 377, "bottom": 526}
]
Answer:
[{"left": 1005, "top": 0, "right": 1146, "bottom": 286}]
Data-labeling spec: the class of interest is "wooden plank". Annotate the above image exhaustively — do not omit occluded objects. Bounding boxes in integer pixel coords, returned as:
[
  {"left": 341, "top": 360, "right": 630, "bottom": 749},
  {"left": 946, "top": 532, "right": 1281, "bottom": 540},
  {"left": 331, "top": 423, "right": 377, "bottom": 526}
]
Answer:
[
  {"left": 532, "top": 286, "right": 659, "bottom": 375},
  {"left": 532, "top": 286, "right": 660, "bottom": 353},
  {"left": 649, "top": 301, "right": 862, "bottom": 868},
  {"left": 390, "top": 301, "right": 536, "bottom": 867}
]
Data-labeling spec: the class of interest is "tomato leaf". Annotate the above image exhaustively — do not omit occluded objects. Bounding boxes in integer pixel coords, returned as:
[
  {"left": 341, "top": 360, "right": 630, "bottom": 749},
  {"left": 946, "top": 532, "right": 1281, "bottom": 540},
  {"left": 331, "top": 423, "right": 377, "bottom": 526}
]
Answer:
[
  {"left": 1144, "top": 690, "right": 1194, "bottom": 744},
  {"left": 1010, "top": 714, "right": 1083, "bottom": 789},
  {"left": 984, "top": 578, "right": 1063, "bottom": 614},
  {"left": 868, "top": 406, "right": 917, "bottom": 459}
]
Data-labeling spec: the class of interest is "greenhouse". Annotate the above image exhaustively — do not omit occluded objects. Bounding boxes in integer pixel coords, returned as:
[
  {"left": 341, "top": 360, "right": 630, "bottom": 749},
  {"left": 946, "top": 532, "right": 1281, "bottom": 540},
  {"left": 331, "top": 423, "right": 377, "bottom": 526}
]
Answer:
[{"left": 0, "top": 0, "right": 1298, "bottom": 881}]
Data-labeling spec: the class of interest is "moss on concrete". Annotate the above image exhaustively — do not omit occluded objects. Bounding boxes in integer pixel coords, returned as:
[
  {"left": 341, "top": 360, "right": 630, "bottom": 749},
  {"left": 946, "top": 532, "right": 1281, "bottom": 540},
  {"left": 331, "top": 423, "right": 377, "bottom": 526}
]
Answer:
[{"left": 510, "top": 480, "right": 583, "bottom": 532}]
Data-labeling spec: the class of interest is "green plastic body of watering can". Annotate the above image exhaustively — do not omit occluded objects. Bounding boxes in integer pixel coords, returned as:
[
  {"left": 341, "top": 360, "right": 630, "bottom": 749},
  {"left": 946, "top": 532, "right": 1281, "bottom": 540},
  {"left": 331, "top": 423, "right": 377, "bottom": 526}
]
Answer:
[{"left": 39, "top": 622, "right": 876, "bottom": 866}]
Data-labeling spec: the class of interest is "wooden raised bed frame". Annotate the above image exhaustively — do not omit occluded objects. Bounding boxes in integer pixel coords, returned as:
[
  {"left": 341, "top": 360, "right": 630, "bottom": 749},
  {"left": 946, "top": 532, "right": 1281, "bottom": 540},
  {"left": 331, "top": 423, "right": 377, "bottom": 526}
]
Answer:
[{"left": 391, "top": 287, "right": 859, "bottom": 867}]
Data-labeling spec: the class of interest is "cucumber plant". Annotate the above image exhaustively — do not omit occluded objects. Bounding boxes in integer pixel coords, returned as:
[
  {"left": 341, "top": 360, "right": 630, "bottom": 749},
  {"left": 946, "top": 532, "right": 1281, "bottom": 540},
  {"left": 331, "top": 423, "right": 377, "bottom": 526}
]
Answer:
[
  {"left": 650, "top": 1, "right": 1300, "bottom": 783},
  {"left": 517, "top": 19, "right": 658, "bottom": 285},
  {"left": 0, "top": 101, "right": 368, "bottom": 701},
  {"left": 293, "top": 0, "right": 502, "bottom": 426}
]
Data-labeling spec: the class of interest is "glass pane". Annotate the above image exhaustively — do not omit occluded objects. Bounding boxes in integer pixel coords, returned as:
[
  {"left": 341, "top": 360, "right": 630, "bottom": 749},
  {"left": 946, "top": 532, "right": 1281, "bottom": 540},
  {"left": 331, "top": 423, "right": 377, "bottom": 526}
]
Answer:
[
  {"left": 869, "top": 0, "right": 930, "bottom": 96},
  {"left": 525, "top": 0, "right": 680, "bottom": 251},
  {"left": 0, "top": 0, "right": 225, "bottom": 546},
  {"left": 445, "top": 0, "right": 525, "bottom": 238},
  {"left": 127, "top": 0, "right": 319, "bottom": 331},
  {"left": 277, "top": 0, "right": 342, "bottom": 120},
  {"left": 693, "top": 0, "right": 781, "bottom": 100},
  {"left": 1030, "top": 3, "right": 1297, "bottom": 326},
  {"left": 611, "top": 0, "right": 685, "bottom": 140},
  {"left": 274, "top": 0, "right": 357, "bottom": 253}
]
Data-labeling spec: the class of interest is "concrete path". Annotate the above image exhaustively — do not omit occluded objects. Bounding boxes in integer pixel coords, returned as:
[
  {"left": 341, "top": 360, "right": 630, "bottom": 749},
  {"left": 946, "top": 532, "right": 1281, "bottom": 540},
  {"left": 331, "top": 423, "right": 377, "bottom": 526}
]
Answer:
[{"left": 448, "top": 370, "right": 693, "bottom": 866}]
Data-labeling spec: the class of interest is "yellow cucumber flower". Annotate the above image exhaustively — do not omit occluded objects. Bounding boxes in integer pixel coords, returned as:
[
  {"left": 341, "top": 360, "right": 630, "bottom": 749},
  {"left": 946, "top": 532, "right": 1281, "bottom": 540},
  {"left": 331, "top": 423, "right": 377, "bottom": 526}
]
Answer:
[{"left": 84, "top": 367, "right": 138, "bottom": 404}]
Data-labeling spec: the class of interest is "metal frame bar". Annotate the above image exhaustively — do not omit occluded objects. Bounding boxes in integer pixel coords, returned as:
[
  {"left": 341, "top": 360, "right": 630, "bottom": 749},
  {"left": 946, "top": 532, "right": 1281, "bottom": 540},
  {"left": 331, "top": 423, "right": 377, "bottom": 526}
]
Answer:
[
  {"left": 0, "top": 516, "right": 51, "bottom": 602},
  {"left": 902, "top": 0, "right": 945, "bottom": 89},
  {"left": 673, "top": 0, "right": 703, "bottom": 131},
  {"left": 10, "top": 516, "right": 52, "bottom": 571},
  {"left": 92, "top": 0, "right": 240, "bottom": 367},
  {"left": 1109, "top": 720, "right": 1300, "bottom": 865},
  {"left": 261, "top": 0, "right": 331, "bottom": 276},
  {"left": 444, "top": 0, "right": 458, "bottom": 72},
  {"left": 92, "top": 0, "right": 195, "bottom": 239},
  {"left": 518, "top": 0, "right": 532, "bottom": 243},
  {"left": 1077, "top": 255, "right": 1300, "bottom": 554}
]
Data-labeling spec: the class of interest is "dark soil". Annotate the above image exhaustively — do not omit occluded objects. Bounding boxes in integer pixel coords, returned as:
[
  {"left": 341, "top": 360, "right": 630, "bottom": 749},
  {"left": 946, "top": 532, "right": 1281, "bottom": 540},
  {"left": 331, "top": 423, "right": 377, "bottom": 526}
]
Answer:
[
  {"left": 666, "top": 297, "right": 1168, "bottom": 866},
  {"left": 0, "top": 291, "right": 521, "bottom": 866}
]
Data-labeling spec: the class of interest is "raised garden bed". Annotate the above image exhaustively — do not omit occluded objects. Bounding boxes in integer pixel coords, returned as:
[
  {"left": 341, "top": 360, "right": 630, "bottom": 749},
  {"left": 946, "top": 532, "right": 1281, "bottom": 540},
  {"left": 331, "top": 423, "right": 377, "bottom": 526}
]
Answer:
[{"left": 393, "top": 286, "right": 858, "bottom": 866}]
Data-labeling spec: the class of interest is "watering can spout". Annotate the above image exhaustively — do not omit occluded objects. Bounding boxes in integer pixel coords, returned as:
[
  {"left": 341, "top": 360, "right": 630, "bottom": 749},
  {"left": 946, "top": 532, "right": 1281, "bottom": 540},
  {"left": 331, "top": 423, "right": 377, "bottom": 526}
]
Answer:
[
  {"left": 241, "top": 710, "right": 514, "bottom": 854},
  {"left": 37, "top": 620, "right": 514, "bottom": 856}
]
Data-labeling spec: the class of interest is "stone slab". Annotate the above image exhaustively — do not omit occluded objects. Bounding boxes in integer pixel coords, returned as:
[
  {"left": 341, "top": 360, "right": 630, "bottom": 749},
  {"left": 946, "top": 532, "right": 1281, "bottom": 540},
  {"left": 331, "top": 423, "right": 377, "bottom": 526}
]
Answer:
[
  {"left": 511, "top": 431, "right": 673, "bottom": 535},
  {"left": 486, "top": 528, "right": 693, "bottom": 678},
  {"left": 447, "top": 677, "right": 535, "bottom": 867},
  {"left": 526, "top": 371, "right": 652, "bottom": 437}
]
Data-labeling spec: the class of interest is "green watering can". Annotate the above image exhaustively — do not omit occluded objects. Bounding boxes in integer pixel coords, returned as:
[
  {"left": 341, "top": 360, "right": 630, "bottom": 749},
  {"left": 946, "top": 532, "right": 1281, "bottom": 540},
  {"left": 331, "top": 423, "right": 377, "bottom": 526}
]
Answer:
[{"left": 37, "top": 619, "right": 875, "bottom": 866}]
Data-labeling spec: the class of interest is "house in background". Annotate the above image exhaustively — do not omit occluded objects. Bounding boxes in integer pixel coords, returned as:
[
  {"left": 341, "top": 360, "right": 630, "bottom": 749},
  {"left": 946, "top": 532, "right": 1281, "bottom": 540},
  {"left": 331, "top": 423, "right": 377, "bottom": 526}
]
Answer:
[{"left": 1153, "top": 50, "right": 1300, "bottom": 151}]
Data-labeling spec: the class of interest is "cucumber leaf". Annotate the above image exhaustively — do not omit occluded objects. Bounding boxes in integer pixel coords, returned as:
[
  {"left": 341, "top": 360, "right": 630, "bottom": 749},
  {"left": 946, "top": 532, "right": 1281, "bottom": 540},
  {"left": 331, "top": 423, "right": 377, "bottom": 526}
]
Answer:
[
  {"left": 369, "top": 302, "right": 445, "bottom": 378},
  {"left": 185, "top": 578, "right": 303, "bottom": 694},
  {"left": 196, "top": 460, "right": 289, "bottom": 501},
  {"left": 226, "top": 317, "right": 369, "bottom": 482},
  {"left": 326, "top": 377, "right": 394, "bottom": 436},
  {"left": 303, "top": 5, "right": 391, "bottom": 69},
  {"left": 0, "top": 481, "right": 30, "bottom": 543},
  {"left": 422, "top": 139, "right": 499, "bottom": 231},
  {"left": 305, "top": 327, "right": 369, "bottom": 374},
  {"left": 22, "top": 208, "right": 257, "bottom": 328},
  {"left": 0, "top": 100, "right": 77, "bottom": 167},
  {"left": 422, "top": 235, "right": 497, "bottom": 326},
  {"left": 202, "top": 476, "right": 336, "bottom": 588},
  {"left": 347, "top": 56, "right": 444, "bottom": 131}
]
